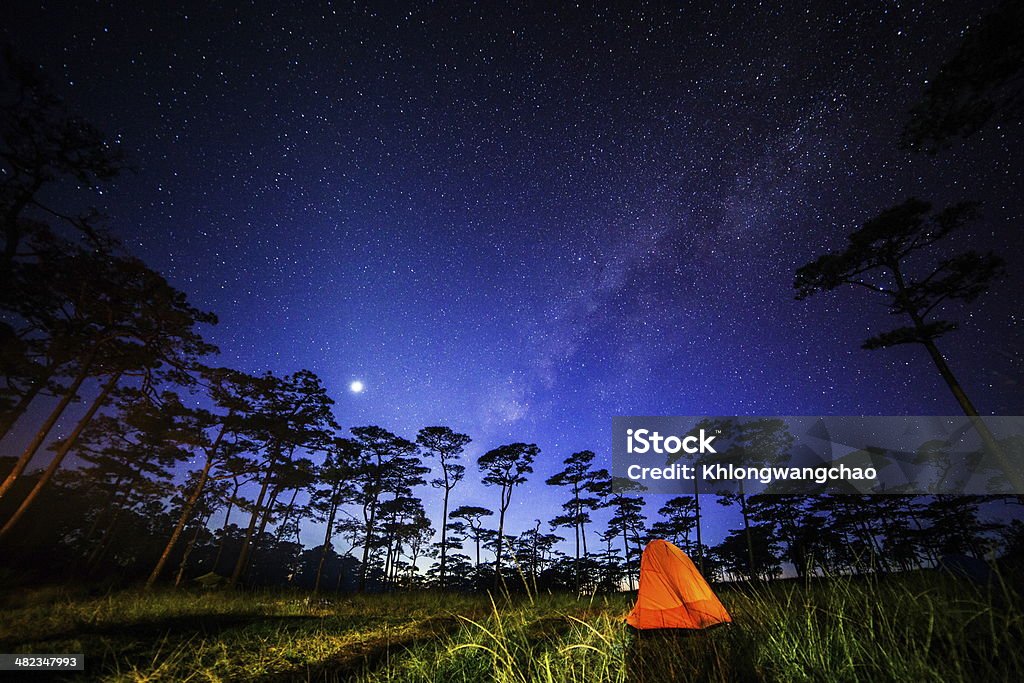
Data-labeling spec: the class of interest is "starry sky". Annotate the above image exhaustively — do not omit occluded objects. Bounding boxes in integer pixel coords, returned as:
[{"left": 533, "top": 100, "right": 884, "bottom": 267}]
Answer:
[{"left": 5, "top": 1, "right": 1022, "bottom": 549}]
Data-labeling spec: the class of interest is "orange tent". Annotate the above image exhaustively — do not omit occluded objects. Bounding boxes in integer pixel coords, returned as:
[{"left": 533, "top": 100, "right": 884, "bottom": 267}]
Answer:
[{"left": 626, "top": 539, "right": 731, "bottom": 630}]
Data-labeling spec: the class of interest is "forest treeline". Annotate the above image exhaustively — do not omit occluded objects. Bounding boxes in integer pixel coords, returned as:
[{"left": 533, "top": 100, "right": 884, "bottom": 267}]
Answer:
[{"left": 2, "top": 2, "right": 1023, "bottom": 593}]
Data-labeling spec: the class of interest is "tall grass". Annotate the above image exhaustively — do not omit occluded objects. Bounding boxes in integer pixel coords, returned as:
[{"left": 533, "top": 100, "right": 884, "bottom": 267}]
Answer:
[
  {"left": 0, "top": 588, "right": 479, "bottom": 681},
  {"left": 0, "top": 573, "right": 1020, "bottom": 681},
  {"left": 353, "top": 574, "right": 1024, "bottom": 683}
]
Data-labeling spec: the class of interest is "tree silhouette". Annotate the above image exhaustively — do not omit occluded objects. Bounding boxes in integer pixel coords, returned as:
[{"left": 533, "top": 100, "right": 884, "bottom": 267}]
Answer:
[
  {"left": 0, "top": 49, "right": 125, "bottom": 271},
  {"left": 714, "top": 525, "right": 782, "bottom": 581},
  {"left": 449, "top": 504, "right": 493, "bottom": 579},
  {"left": 66, "top": 388, "right": 187, "bottom": 573},
  {"left": 795, "top": 199, "right": 1019, "bottom": 490},
  {"left": 145, "top": 368, "right": 267, "bottom": 588},
  {"left": 0, "top": 238, "right": 80, "bottom": 441},
  {"left": 595, "top": 474, "right": 647, "bottom": 590},
  {"left": 209, "top": 453, "right": 258, "bottom": 574},
  {"left": 649, "top": 496, "right": 698, "bottom": 552},
  {"left": 607, "top": 493, "right": 647, "bottom": 590},
  {"left": 1, "top": 245, "right": 216, "bottom": 504},
  {"left": 512, "top": 520, "right": 561, "bottom": 593},
  {"left": 545, "top": 450, "right": 602, "bottom": 591},
  {"left": 666, "top": 421, "right": 722, "bottom": 574},
  {"left": 0, "top": 251, "right": 217, "bottom": 540},
  {"left": 348, "top": 425, "right": 422, "bottom": 592},
  {"left": 744, "top": 494, "right": 820, "bottom": 578},
  {"left": 920, "top": 495, "right": 1001, "bottom": 559},
  {"left": 257, "top": 455, "right": 317, "bottom": 560},
  {"left": 377, "top": 495, "right": 431, "bottom": 588},
  {"left": 228, "top": 370, "right": 336, "bottom": 587},
  {"left": 416, "top": 426, "right": 470, "bottom": 589},
  {"left": 310, "top": 437, "right": 359, "bottom": 594},
  {"left": 477, "top": 442, "right": 538, "bottom": 590},
  {"left": 795, "top": 199, "right": 1003, "bottom": 411},
  {"left": 172, "top": 475, "right": 229, "bottom": 587},
  {"left": 130, "top": 394, "right": 215, "bottom": 588},
  {"left": 709, "top": 419, "right": 792, "bottom": 574}
]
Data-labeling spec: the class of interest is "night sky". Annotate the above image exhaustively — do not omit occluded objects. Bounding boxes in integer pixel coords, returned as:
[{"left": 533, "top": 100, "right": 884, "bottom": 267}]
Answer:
[{"left": 5, "top": 1, "right": 1022, "bottom": 548}]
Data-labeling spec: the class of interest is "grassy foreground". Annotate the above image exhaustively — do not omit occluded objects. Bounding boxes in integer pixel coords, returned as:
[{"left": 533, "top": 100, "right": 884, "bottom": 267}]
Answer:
[{"left": 1, "top": 573, "right": 1021, "bottom": 682}]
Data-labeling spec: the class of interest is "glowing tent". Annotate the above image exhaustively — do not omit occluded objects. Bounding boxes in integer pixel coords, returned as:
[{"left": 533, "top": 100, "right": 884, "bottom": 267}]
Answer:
[{"left": 626, "top": 539, "right": 731, "bottom": 630}]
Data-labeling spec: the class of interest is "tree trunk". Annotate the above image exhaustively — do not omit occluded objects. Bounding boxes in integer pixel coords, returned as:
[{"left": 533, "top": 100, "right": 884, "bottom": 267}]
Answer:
[
  {"left": 275, "top": 487, "right": 300, "bottom": 540},
  {"left": 409, "top": 544, "right": 421, "bottom": 586},
  {"left": 243, "top": 483, "right": 283, "bottom": 581},
  {"left": 693, "top": 477, "right": 704, "bottom": 575},
  {"left": 212, "top": 480, "right": 240, "bottom": 573},
  {"left": 740, "top": 487, "right": 755, "bottom": 580},
  {"left": 620, "top": 516, "right": 633, "bottom": 591},
  {"left": 438, "top": 485, "right": 451, "bottom": 588},
  {"left": 151, "top": 415, "right": 234, "bottom": 583},
  {"left": 580, "top": 517, "right": 588, "bottom": 558},
  {"left": 175, "top": 511, "right": 210, "bottom": 587},
  {"left": 494, "top": 500, "right": 507, "bottom": 591},
  {"left": 920, "top": 338, "right": 1024, "bottom": 492},
  {"left": 603, "top": 533, "right": 612, "bottom": 589},
  {"left": 531, "top": 537, "right": 537, "bottom": 593},
  {"left": 531, "top": 520, "right": 540, "bottom": 593},
  {"left": 0, "top": 369, "right": 118, "bottom": 541},
  {"left": 0, "top": 353, "right": 94, "bottom": 502},
  {"left": 1, "top": 178, "right": 44, "bottom": 270},
  {"left": 384, "top": 537, "right": 396, "bottom": 589},
  {"left": 255, "top": 487, "right": 281, "bottom": 541},
  {"left": 313, "top": 497, "right": 339, "bottom": 594},
  {"left": 357, "top": 497, "right": 379, "bottom": 593},
  {"left": 230, "top": 462, "right": 273, "bottom": 587},
  {"left": 891, "top": 263, "right": 1024, "bottom": 493},
  {"left": 573, "top": 505, "right": 581, "bottom": 592},
  {"left": 146, "top": 450, "right": 217, "bottom": 589}
]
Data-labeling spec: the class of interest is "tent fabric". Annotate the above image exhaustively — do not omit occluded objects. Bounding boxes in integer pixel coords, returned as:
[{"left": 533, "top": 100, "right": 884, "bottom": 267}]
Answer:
[{"left": 626, "top": 539, "right": 731, "bottom": 630}]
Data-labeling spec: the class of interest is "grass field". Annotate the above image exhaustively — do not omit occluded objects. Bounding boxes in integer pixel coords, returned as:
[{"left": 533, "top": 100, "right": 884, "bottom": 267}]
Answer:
[{"left": 1, "top": 573, "right": 1021, "bottom": 682}]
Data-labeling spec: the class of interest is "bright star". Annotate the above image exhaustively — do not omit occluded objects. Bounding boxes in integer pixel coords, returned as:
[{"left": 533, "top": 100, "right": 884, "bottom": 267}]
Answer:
[{"left": 349, "top": 380, "right": 364, "bottom": 393}]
